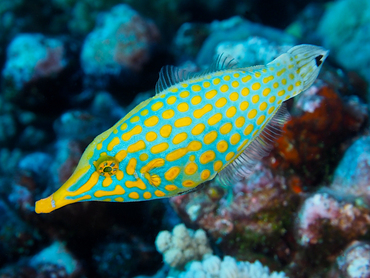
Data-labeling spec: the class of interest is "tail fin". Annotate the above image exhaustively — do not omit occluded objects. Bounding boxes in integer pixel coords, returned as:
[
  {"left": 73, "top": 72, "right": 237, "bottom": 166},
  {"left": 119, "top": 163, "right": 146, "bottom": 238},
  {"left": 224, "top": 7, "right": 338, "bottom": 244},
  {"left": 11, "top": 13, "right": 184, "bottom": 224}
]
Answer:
[{"left": 288, "top": 45, "right": 329, "bottom": 91}]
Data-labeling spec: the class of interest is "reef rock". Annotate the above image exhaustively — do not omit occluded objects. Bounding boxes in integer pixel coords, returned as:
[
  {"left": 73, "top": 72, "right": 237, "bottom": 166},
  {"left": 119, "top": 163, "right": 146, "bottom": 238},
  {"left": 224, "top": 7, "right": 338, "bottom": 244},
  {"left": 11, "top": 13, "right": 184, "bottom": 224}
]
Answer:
[
  {"left": 2, "top": 33, "right": 67, "bottom": 91},
  {"left": 317, "top": 0, "right": 370, "bottom": 101},
  {"left": 171, "top": 163, "right": 297, "bottom": 261},
  {"left": 268, "top": 84, "right": 367, "bottom": 185},
  {"left": 80, "top": 4, "right": 159, "bottom": 78},
  {"left": 336, "top": 241, "right": 370, "bottom": 278},
  {"left": 296, "top": 192, "right": 370, "bottom": 248},
  {"left": 330, "top": 136, "right": 370, "bottom": 204}
]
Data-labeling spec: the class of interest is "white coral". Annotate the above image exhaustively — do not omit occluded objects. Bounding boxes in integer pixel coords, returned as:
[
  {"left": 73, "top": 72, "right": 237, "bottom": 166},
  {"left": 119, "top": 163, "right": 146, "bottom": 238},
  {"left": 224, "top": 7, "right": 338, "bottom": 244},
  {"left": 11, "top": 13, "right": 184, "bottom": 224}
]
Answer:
[
  {"left": 220, "top": 256, "right": 238, "bottom": 278},
  {"left": 202, "top": 254, "right": 221, "bottom": 275},
  {"left": 155, "top": 230, "right": 172, "bottom": 253},
  {"left": 176, "top": 255, "right": 288, "bottom": 278},
  {"left": 156, "top": 224, "right": 287, "bottom": 278},
  {"left": 155, "top": 224, "right": 213, "bottom": 269}
]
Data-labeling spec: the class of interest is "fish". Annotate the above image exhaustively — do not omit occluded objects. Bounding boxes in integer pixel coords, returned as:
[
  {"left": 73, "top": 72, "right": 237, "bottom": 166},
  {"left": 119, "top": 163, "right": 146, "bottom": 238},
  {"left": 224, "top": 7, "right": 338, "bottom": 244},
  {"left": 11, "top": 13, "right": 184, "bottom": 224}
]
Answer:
[{"left": 35, "top": 44, "right": 329, "bottom": 213}]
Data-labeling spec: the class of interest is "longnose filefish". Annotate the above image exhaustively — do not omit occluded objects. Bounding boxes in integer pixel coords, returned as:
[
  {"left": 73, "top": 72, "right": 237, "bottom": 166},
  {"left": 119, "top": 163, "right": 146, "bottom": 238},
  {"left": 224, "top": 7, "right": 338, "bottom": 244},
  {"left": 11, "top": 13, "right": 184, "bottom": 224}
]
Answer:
[{"left": 35, "top": 44, "right": 328, "bottom": 213}]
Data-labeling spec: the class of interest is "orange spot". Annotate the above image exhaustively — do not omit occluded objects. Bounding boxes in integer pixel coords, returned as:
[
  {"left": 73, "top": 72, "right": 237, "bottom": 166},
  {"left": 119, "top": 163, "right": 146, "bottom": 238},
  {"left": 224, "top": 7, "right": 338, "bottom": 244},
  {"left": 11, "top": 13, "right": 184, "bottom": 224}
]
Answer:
[
  {"left": 127, "top": 140, "right": 146, "bottom": 153},
  {"left": 289, "top": 176, "right": 303, "bottom": 194},
  {"left": 200, "top": 150, "right": 216, "bottom": 164},
  {"left": 121, "top": 125, "right": 142, "bottom": 141},
  {"left": 185, "top": 162, "right": 198, "bottom": 175},
  {"left": 165, "top": 166, "right": 181, "bottom": 181},
  {"left": 143, "top": 192, "right": 152, "bottom": 199},
  {"left": 151, "top": 142, "right": 169, "bottom": 154},
  {"left": 94, "top": 185, "right": 126, "bottom": 198},
  {"left": 194, "top": 104, "right": 212, "bottom": 118},
  {"left": 155, "top": 190, "right": 166, "bottom": 197},
  {"left": 182, "top": 180, "right": 195, "bottom": 187},
  {"left": 128, "top": 192, "right": 140, "bottom": 199},
  {"left": 174, "top": 117, "right": 192, "bottom": 127},
  {"left": 125, "top": 179, "right": 147, "bottom": 190},
  {"left": 201, "top": 169, "right": 211, "bottom": 180},
  {"left": 165, "top": 185, "right": 178, "bottom": 191},
  {"left": 144, "top": 116, "right": 159, "bottom": 127}
]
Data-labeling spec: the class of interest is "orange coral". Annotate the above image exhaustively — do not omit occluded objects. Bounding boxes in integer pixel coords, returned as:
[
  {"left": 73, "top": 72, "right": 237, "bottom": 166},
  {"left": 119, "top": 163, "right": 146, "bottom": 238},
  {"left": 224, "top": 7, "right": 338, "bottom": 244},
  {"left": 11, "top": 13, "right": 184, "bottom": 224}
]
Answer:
[{"left": 268, "top": 85, "right": 366, "bottom": 184}]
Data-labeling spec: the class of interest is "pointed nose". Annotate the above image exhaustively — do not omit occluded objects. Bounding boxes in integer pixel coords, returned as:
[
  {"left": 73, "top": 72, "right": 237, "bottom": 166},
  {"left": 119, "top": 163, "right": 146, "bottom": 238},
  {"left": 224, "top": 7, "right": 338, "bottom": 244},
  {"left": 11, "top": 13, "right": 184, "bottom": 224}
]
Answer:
[{"left": 35, "top": 195, "right": 56, "bottom": 214}]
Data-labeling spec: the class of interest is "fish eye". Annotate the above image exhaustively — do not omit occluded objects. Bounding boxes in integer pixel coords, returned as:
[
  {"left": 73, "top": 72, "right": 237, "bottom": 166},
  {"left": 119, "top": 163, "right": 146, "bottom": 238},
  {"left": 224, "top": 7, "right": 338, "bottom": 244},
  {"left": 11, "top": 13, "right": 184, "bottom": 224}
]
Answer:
[
  {"left": 315, "top": 55, "right": 324, "bottom": 67},
  {"left": 103, "top": 166, "right": 112, "bottom": 173},
  {"left": 95, "top": 156, "right": 119, "bottom": 177}
]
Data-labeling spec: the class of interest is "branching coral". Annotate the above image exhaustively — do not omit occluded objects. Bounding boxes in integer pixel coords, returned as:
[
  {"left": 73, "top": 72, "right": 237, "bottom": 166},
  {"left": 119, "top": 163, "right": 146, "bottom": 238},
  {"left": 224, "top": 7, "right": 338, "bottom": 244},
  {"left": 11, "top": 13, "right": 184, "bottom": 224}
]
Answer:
[
  {"left": 155, "top": 224, "right": 213, "bottom": 269},
  {"left": 156, "top": 224, "right": 288, "bottom": 278},
  {"left": 174, "top": 255, "right": 287, "bottom": 278}
]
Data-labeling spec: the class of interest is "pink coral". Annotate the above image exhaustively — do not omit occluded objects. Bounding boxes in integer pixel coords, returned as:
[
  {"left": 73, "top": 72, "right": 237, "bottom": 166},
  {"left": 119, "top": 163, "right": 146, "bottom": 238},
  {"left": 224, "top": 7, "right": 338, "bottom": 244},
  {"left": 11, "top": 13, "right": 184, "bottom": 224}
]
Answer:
[
  {"left": 297, "top": 193, "right": 370, "bottom": 246},
  {"left": 34, "top": 45, "right": 65, "bottom": 80}
]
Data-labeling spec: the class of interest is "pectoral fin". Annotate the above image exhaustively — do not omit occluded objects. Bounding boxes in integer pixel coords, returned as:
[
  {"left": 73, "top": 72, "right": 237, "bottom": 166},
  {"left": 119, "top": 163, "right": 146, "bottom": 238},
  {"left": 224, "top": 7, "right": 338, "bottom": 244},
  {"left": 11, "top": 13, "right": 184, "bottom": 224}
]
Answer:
[{"left": 141, "top": 158, "right": 165, "bottom": 187}]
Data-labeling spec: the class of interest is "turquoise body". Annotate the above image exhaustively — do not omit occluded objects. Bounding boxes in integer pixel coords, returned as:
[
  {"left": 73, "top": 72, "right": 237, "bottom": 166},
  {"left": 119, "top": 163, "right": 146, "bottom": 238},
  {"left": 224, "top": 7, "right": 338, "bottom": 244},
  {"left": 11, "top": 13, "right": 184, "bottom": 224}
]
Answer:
[{"left": 35, "top": 44, "right": 329, "bottom": 213}]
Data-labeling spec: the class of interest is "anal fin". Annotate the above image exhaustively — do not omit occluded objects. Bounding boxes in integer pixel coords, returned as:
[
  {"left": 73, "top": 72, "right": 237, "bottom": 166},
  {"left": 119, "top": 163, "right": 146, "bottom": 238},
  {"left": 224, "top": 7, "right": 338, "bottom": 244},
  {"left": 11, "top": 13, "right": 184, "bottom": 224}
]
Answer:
[{"left": 217, "top": 104, "right": 290, "bottom": 186}]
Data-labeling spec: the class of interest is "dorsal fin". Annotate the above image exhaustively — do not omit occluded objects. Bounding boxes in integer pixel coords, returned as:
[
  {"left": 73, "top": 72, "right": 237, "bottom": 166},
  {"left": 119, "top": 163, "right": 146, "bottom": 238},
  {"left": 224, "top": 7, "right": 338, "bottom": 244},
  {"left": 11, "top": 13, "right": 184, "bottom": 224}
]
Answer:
[
  {"left": 217, "top": 104, "right": 290, "bottom": 186},
  {"left": 155, "top": 54, "right": 238, "bottom": 95},
  {"left": 155, "top": 65, "right": 188, "bottom": 95}
]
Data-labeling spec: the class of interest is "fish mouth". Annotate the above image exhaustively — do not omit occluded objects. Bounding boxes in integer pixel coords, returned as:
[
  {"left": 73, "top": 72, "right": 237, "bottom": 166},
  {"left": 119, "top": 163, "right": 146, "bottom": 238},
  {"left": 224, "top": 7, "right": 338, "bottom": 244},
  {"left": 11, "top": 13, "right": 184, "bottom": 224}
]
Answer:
[
  {"left": 35, "top": 165, "right": 93, "bottom": 214},
  {"left": 35, "top": 195, "right": 56, "bottom": 214}
]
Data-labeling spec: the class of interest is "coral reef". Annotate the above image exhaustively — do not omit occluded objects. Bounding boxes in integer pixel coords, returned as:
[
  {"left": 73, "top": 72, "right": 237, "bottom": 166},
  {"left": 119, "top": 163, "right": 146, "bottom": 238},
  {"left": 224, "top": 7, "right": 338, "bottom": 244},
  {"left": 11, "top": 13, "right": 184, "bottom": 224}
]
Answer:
[
  {"left": 0, "top": 241, "right": 80, "bottom": 277},
  {"left": 2, "top": 33, "right": 67, "bottom": 92},
  {"left": 0, "top": 148, "right": 22, "bottom": 175},
  {"left": 285, "top": 3, "right": 325, "bottom": 40},
  {"left": 268, "top": 83, "right": 367, "bottom": 185},
  {"left": 170, "top": 163, "right": 298, "bottom": 263},
  {"left": 214, "top": 37, "right": 292, "bottom": 67},
  {"left": 174, "top": 255, "right": 287, "bottom": 278},
  {"left": 196, "top": 16, "right": 296, "bottom": 66},
  {"left": 330, "top": 135, "right": 370, "bottom": 204},
  {"left": 156, "top": 224, "right": 287, "bottom": 278},
  {"left": 0, "top": 199, "right": 40, "bottom": 262},
  {"left": 336, "top": 241, "right": 370, "bottom": 278},
  {"left": 80, "top": 4, "right": 159, "bottom": 76},
  {"left": 29, "top": 241, "right": 80, "bottom": 275},
  {"left": 1, "top": 33, "right": 78, "bottom": 115},
  {"left": 296, "top": 192, "right": 370, "bottom": 247},
  {"left": 317, "top": 0, "right": 370, "bottom": 101},
  {"left": 0, "top": 113, "right": 17, "bottom": 145},
  {"left": 92, "top": 239, "right": 161, "bottom": 278},
  {"left": 172, "top": 22, "right": 211, "bottom": 61},
  {"left": 0, "top": 0, "right": 370, "bottom": 277}
]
